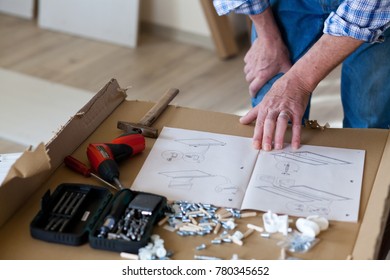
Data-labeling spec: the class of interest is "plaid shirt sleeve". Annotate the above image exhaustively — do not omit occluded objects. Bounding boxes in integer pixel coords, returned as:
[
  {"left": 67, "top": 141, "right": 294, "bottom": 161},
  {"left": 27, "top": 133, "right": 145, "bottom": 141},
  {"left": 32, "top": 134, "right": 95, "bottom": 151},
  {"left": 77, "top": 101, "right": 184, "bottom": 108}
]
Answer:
[
  {"left": 212, "top": 0, "right": 270, "bottom": 15},
  {"left": 324, "top": 0, "right": 390, "bottom": 43}
]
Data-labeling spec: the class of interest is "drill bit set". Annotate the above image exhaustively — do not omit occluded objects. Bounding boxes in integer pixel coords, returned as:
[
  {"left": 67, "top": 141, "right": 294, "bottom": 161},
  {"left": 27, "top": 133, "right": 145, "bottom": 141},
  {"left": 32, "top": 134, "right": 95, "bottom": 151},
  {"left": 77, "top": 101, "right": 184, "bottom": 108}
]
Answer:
[
  {"left": 30, "top": 183, "right": 167, "bottom": 253},
  {"left": 29, "top": 129, "right": 169, "bottom": 253}
]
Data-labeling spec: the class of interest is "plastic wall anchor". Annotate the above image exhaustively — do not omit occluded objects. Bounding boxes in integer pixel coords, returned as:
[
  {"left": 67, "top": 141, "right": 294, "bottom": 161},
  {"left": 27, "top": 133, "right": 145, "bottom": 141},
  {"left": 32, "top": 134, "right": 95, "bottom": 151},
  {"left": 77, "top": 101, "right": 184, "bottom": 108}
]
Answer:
[
  {"left": 262, "top": 210, "right": 280, "bottom": 233},
  {"left": 277, "top": 215, "right": 289, "bottom": 236}
]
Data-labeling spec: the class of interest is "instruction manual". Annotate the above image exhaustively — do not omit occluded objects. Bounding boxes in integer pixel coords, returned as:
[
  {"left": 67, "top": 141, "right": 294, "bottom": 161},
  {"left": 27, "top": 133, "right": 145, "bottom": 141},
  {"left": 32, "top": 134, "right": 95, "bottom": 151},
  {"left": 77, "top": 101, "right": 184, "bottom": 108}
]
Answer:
[{"left": 132, "top": 127, "right": 365, "bottom": 222}]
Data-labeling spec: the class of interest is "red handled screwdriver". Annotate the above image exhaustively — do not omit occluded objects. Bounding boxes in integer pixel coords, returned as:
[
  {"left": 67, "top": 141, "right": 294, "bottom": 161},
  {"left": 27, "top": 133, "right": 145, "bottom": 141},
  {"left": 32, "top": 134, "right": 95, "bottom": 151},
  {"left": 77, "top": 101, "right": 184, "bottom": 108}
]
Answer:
[
  {"left": 86, "top": 132, "right": 145, "bottom": 190},
  {"left": 64, "top": 155, "right": 119, "bottom": 191}
]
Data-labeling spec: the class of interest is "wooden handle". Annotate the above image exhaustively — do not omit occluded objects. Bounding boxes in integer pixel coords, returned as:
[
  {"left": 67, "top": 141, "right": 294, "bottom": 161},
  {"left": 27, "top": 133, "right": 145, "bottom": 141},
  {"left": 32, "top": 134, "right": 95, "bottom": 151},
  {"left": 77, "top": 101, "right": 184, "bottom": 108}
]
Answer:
[{"left": 139, "top": 88, "right": 179, "bottom": 127}]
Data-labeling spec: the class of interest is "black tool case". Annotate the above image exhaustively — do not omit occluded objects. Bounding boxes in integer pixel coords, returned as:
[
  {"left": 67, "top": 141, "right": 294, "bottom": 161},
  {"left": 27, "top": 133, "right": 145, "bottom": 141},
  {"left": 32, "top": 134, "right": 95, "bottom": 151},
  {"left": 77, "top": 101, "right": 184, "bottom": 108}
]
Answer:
[{"left": 30, "top": 183, "right": 167, "bottom": 254}]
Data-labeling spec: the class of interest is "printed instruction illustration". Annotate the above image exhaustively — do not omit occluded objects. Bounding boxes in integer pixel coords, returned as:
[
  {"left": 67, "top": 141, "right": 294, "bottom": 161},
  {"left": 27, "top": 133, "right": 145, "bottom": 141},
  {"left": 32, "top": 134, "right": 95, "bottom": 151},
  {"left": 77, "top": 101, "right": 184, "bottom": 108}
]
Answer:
[
  {"left": 132, "top": 127, "right": 365, "bottom": 221},
  {"left": 161, "top": 138, "right": 226, "bottom": 163},
  {"left": 132, "top": 127, "right": 257, "bottom": 208},
  {"left": 242, "top": 145, "right": 365, "bottom": 221}
]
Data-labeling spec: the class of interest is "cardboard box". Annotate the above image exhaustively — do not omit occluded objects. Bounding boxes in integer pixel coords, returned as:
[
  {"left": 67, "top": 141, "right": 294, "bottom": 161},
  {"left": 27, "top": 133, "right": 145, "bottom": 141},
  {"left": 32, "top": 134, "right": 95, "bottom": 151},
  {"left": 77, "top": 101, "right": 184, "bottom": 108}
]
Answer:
[
  {"left": 0, "top": 79, "right": 126, "bottom": 228},
  {"left": 0, "top": 79, "right": 389, "bottom": 260}
]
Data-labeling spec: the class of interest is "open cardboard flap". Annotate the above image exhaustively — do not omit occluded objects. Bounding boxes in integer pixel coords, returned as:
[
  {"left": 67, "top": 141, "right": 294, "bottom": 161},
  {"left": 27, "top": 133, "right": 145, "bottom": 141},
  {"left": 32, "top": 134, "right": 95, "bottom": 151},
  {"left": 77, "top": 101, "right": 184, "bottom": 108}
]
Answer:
[
  {"left": 0, "top": 79, "right": 126, "bottom": 227},
  {"left": 1, "top": 143, "right": 50, "bottom": 186}
]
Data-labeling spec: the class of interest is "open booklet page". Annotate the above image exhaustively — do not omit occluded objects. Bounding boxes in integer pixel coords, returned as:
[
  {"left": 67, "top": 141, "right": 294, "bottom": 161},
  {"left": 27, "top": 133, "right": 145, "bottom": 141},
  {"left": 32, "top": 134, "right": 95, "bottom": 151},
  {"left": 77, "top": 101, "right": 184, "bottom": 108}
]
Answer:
[
  {"left": 132, "top": 127, "right": 258, "bottom": 209},
  {"left": 132, "top": 127, "right": 365, "bottom": 222},
  {"left": 0, "top": 152, "right": 22, "bottom": 186},
  {"left": 241, "top": 145, "right": 365, "bottom": 222}
]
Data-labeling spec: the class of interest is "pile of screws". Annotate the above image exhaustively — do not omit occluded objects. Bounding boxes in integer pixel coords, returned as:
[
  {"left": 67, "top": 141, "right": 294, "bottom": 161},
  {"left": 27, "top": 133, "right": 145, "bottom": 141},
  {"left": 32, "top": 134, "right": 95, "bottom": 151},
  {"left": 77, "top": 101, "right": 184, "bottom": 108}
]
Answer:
[
  {"left": 159, "top": 201, "right": 257, "bottom": 246},
  {"left": 278, "top": 231, "right": 319, "bottom": 253},
  {"left": 157, "top": 202, "right": 326, "bottom": 259}
]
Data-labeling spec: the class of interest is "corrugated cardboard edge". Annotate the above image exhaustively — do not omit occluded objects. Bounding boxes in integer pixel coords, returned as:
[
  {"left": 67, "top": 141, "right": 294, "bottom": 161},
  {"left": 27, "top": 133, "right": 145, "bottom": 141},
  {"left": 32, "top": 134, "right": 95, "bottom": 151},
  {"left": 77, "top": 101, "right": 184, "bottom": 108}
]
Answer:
[
  {"left": 46, "top": 78, "right": 126, "bottom": 169},
  {"left": 353, "top": 132, "right": 390, "bottom": 259},
  {"left": 2, "top": 143, "right": 50, "bottom": 185},
  {"left": 0, "top": 78, "right": 126, "bottom": 228}
]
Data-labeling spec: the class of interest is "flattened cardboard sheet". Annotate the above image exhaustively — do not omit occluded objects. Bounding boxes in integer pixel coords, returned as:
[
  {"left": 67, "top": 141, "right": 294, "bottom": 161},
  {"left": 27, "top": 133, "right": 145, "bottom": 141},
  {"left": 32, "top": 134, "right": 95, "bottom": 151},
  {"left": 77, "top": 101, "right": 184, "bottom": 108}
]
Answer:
[
  {"left": 353, "top": 133, "right": 390, "bottom": 259},
  {"left": 0, "top": 98, "right": 389, "bottom": 260}
]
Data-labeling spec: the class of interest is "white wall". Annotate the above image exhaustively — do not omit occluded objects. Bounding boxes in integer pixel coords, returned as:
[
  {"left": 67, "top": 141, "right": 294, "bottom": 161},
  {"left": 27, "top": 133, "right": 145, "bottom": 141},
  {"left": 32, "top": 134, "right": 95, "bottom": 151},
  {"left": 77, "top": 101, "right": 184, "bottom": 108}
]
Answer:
[
  {"left": 140, "top": 0, "right": 211, "bottom": 37},
  {"left": 0, "top": 0, "right": 35, "bottom": 19},
  {"left": 140, "top": 0, "right": 247, "bottom": 38}
]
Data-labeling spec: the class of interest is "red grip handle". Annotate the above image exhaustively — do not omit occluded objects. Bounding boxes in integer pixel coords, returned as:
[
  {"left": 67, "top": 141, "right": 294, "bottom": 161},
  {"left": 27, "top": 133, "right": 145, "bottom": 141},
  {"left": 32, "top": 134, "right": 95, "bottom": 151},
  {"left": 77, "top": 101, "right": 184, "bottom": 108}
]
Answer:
[{"left": 64, "top": 155, "right": 92, "bottom": 177}]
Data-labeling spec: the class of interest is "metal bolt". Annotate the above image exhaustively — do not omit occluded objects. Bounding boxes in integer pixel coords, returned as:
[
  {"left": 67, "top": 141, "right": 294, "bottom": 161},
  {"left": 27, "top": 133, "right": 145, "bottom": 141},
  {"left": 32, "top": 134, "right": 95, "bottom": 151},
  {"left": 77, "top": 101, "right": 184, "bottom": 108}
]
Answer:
[{"left": 196, "top": 244, "right": 206, "bottom": 250}]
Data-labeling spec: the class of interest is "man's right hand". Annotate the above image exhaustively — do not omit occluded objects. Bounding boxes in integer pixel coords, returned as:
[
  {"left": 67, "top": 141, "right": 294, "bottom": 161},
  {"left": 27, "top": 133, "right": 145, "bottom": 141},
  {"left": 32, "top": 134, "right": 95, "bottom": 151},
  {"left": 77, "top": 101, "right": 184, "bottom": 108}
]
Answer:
[{"left": 245, "top": 9, "right": 292, "bottom": 97}]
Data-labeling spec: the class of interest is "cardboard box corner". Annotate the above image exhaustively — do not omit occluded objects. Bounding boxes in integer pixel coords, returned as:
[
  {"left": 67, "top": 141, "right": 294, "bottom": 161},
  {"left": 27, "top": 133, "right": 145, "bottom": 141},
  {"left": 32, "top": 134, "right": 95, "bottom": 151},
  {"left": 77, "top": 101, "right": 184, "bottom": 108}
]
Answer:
[{"left": 0, "top": 78, "right": 126, "bottom": 228}]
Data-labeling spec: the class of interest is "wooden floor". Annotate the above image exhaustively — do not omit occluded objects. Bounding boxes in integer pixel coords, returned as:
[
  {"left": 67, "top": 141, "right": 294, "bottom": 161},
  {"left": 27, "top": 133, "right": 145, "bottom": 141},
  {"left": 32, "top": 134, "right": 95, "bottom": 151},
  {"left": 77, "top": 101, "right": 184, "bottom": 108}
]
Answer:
[
  {"left": 0, "top": 13, "right": 251, "bottom": 115},
  {"left": 0, "top": 13, "right": 343, "bottom": 153}
]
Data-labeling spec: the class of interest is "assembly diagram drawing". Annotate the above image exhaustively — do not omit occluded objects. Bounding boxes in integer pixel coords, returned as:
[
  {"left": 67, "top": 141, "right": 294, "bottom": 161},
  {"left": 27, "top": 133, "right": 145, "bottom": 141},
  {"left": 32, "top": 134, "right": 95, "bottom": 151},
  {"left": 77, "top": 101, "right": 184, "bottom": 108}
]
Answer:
[
  {"left": 158, "top": 169, "right": 240, "bottom": 195},
  {"left": 161, "top": 138, "right": 226, "bottom": 163},
  {"left": 275, "top": 161, "right": 300, "bottom": 176},
  {"left": 132, "top": 127, "right": 365, "bottom": 221},
  {"left": 253, "top": 175, "right": 351, "bottom": 216},
  {"left": 270, "top": 150, "right": 352, "bottom": 177},
  {"left": 175, "top": 138, "right": 226, "bottom": 147},
  {"left": 272, "top": 151, "right": 352, "bottom": 166}
]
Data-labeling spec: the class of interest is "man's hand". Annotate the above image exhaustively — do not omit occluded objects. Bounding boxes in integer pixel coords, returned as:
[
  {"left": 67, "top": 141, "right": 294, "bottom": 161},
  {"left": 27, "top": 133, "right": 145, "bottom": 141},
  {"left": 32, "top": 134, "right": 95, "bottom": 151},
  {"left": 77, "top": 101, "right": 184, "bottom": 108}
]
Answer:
[
  {"left": 246, "top": 9, "right": 291, "bottom": 97},
  {"left": 240, "top": 72, "right": 311, "bottom": 151},
  {"left": 241, "top": 32, "right": 363, "bottom": 151}
]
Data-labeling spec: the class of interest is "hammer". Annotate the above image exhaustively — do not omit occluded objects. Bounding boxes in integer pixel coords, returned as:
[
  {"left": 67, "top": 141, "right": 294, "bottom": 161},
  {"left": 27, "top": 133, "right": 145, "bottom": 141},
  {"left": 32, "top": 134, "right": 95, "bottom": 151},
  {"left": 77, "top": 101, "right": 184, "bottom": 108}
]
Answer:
[{"left": 117, "top": 88, "right": 179, "bottom": 138}]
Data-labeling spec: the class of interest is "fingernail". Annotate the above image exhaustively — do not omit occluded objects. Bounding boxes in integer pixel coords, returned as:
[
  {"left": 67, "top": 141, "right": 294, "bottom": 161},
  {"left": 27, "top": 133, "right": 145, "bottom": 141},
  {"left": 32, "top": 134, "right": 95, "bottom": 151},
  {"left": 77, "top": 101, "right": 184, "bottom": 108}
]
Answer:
[
  {"left": 253, "top": 140, "right": 261, "bottom": 150},
  {"left": 263, "top": 143, "right": 271, "bottom": 151},
  {"left": 292, "top": 142, "right": 300, "bottom": 150},
  {"left": 274, "top": 143, "right": 283, "bottom": 150}
]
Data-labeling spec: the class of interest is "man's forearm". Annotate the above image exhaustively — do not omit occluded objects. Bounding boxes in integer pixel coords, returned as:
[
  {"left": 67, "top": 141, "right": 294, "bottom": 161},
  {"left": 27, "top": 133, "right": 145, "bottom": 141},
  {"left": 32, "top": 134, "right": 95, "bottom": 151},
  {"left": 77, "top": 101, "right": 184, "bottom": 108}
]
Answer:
[
  {"left": 250, "top": 7, "right": 282, "bottom": 42},
  {"left": 286, "top": 34, "right": 364, "bottom": 92}
]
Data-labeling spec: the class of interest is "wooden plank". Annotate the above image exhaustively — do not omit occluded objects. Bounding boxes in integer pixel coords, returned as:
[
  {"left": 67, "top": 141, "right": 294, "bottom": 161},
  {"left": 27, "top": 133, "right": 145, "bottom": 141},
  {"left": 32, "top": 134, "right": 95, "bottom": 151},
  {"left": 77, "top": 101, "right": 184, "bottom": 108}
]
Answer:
[{"left": 200, "top": 0, "right": 239, "bottom": 59}]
